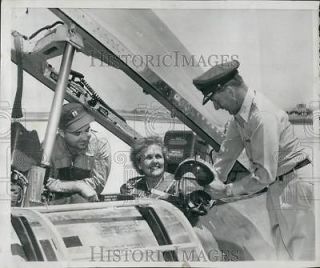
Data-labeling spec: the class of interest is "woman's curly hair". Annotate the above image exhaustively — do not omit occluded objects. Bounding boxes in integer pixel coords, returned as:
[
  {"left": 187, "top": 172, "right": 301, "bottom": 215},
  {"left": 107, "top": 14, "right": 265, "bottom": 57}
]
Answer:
[{"left": 130, "top": 136, "right": 168, "bottom": 174}]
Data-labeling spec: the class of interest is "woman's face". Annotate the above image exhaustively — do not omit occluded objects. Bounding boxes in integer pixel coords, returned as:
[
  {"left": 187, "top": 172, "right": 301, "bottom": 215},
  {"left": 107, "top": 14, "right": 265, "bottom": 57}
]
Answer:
[{"left": 139, "top": 144, "right": 165, "bottom": 179}]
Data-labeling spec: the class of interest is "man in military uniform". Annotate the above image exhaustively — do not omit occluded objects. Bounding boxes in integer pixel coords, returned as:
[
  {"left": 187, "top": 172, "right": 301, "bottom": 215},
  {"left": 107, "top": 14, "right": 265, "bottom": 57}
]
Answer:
[
  {"left": 46, "top": 103, "right": 111, "bottom": 204},
  {"left": 192, "top": 60, "right": 314, "bottom": 260}
]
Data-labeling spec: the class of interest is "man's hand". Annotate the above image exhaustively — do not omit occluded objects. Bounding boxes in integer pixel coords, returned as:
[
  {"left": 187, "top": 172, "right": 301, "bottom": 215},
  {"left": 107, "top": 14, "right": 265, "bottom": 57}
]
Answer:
[
  {"left": 77, "top": 181, "right": 99, "bottom": 202},
  {"left": 203, "top": 178, "right": 227, "bottom": 200},
  {"left": 46, "top": 178, "right": 99, "bottom": 202}
]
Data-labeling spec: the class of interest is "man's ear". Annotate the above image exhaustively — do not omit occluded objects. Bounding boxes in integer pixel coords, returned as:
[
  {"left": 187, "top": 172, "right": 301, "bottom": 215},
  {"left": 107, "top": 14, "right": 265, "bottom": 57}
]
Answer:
[
  {"left": 226, "top": 86, "right": 237, "bottom": 100},
  {"left": 226, "top": 86, "right": 233, "bottom": 96},
  {"left": 58, "top": 129, "right": 65, "bottom": 138}
]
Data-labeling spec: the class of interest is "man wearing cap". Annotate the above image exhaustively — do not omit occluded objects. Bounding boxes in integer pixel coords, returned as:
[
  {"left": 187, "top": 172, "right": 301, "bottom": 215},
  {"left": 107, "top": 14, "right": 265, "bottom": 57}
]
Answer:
[
  {"left": 46, "top": 103, "right": 111, "bottom": 204},
  {"left": 193, "top": 60, "right": 314, "bottom": 260}
]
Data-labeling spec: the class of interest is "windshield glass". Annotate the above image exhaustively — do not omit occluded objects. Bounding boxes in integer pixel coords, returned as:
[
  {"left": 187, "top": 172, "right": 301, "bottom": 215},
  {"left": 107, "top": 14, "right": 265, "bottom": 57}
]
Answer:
[{"left": 44, "top": 204, "right": 193, "bottom": 261}]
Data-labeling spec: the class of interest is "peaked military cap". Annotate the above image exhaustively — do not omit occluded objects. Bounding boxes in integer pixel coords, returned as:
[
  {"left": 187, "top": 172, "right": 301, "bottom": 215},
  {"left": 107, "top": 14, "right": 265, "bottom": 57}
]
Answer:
[
  {"left": 59, "top": 103, "right": 94, "bottom": 132},
  {"left": 193, "top": 60, "right": 240, "bottom": 105}
]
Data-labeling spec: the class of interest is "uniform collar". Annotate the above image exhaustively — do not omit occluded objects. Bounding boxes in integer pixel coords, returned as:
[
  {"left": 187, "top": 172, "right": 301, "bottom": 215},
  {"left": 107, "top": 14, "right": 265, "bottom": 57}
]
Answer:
[{"left": 235, "top": 88, "right": 255, "bottom": 123}]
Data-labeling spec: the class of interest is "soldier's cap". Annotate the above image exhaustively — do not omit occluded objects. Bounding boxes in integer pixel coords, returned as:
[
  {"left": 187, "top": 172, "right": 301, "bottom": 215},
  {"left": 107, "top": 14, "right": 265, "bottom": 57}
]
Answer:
[
  {"left": 193, "top": 60, "right": 240, "bottom": 105},
  {"left": 59, "top": 103, "right": 94, "bottom": 132}
]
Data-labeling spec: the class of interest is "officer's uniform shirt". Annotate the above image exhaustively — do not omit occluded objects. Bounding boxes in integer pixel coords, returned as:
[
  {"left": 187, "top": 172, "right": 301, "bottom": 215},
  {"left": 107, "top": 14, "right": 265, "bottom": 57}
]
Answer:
[{"left": 214, "top": 88, "right": 309, "bottom": 194}]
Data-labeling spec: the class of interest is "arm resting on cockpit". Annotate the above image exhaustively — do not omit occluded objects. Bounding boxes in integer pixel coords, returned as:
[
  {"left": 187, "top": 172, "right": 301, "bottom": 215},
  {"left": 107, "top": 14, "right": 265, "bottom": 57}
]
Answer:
[{"left": 46, "top": 137, "right": 111, "bottom": 197}]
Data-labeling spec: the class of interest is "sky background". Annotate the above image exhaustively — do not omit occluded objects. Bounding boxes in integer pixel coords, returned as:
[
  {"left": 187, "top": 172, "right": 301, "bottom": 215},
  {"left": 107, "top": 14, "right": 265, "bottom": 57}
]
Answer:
[{"left": 9, "top": 7, "right": 318, "bottom": 128}]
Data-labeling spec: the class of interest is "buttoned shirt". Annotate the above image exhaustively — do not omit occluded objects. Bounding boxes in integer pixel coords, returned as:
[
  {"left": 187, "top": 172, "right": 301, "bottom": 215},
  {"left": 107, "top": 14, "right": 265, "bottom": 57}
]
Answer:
[
  {"left": 214, "top": 89, "right": 308, "bottom": 194},
  {"left": 47, "top": 132, "right": 111, "bottom": 195}
]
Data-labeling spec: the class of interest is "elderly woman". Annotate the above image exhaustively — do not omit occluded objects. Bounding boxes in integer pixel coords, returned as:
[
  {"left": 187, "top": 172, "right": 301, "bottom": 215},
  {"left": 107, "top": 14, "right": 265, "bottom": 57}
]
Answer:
[
  {"left": 121, "top": 136, "right": 223, "bottom": 260},
  {"left": 120, "top": 136, "right": 175, "bottom": 198}
]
